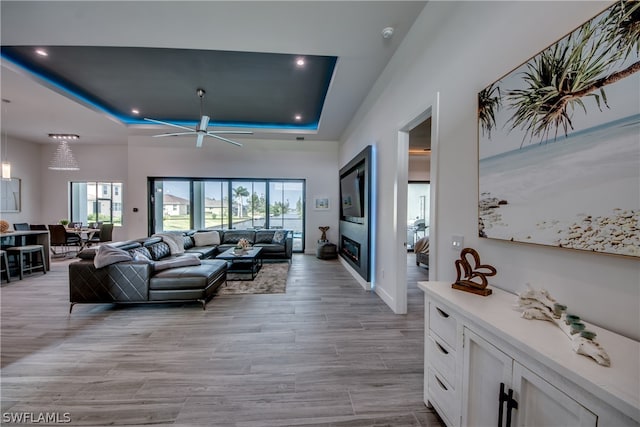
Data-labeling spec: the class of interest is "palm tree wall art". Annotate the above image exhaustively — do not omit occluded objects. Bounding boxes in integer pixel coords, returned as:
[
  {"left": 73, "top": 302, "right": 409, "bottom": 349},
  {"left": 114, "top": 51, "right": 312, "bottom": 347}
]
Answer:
[{"left": 478, "top": 0, "right": 639, "bottom": 258}]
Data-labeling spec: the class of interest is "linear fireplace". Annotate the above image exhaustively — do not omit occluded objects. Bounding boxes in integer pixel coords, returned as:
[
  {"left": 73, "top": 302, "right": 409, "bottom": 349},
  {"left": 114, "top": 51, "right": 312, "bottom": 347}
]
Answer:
[{"left": 341, "top": 236, "right": 361, "bottom": 266}]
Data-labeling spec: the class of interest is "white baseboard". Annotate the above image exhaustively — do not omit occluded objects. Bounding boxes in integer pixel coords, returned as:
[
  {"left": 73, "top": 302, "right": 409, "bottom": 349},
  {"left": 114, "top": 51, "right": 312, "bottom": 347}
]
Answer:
[
  {"left": 374, "top": 285, "right": 395, "bottom": 311},
  {"left": 338, "top": 257, "right": 372, "bottom": 291}
]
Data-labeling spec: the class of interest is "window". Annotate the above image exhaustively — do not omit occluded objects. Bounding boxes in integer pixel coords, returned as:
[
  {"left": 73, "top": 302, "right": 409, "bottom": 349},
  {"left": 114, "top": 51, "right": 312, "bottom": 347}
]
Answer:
[
  {"left": 70, "top": 181, "right": 123, "bottom": 226},
  {"left": 152, "top": 180, "right": 191, "bottom": 231},
  {"left": 148, "top": 178, "right": 306, "bottom": 252}
]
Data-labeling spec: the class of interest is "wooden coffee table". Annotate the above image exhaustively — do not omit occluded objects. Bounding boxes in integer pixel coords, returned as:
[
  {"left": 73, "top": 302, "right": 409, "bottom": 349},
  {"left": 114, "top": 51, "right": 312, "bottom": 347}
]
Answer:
[{"left": 216, "top": 247, "right": 263, "bottom": 280}]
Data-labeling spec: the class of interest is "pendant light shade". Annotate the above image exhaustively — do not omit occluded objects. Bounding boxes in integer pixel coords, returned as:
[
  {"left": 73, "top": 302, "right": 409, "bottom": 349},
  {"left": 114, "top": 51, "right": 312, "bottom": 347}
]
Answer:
[
  {"left": 48, "top": 138, "right": 80, "bottom": 171},
  {"left": 1, "top": 161, "right": 11, "bottom": 179},
  {"left": 1, "top": 99, "right": 10, "bottom": 179}
]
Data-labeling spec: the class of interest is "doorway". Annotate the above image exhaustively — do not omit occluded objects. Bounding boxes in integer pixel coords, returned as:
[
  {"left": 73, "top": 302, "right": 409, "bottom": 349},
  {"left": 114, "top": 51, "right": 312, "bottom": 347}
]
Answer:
[{"left": 394, "top": 93, "right": 439, "bottom": 314}]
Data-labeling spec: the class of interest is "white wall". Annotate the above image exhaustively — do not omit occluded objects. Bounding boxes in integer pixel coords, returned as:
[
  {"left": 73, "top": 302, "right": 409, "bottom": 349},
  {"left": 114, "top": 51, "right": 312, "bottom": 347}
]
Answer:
[
  {"left": 126, "top": 136, "right": 339, "bottom": 252},
  {"left": 408, "top": 154, "right": 430, "bottom": 181},
  {"left": 38, "top": 142, "right": 129, "bottom": 240},
  {"left": 341, "top": 1, "right": 640, "bottom": 339},
  {"left": 0, "top": 136, "right": 41, "bottom": 226}
]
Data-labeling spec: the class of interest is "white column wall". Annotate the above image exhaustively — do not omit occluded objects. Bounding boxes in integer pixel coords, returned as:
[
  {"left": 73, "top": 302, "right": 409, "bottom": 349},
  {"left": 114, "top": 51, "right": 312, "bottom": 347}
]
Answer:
[
  {"left": 340, "top": 1, "right": 640, "bottom": 339},
  {"left": 0, "top": 136, "right": 41, "bottom": 226}
]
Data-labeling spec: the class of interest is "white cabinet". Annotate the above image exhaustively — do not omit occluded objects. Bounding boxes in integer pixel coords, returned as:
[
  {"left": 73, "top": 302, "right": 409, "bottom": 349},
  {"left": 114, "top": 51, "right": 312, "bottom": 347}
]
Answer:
[
  {"left": 462, "top": 328, "right": 597, "bottom": 427},
  {"left": 461, "top": 328, "right": 513, "bottom": 427},
  {"left": 419, "top": 281, "right": 640, "bottom": 427}
]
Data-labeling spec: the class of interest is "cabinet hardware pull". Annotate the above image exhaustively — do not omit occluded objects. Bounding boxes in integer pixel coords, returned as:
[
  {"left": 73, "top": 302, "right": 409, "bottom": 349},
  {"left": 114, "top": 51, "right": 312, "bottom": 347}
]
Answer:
[
  {"left": 506, "top": 388, "right": 518, "bottom": 427},
  {"left": 436, "top": 307, "right": 450, "bottom": 318},
  {"left": 498, "top": 382, "right": 508, "bottom": 427},
  {"left": 434, "top": 374, "right": 448, "bottom": 391},
  {"left": 435, "top": 340, "right": 449, "bottom": 355}
]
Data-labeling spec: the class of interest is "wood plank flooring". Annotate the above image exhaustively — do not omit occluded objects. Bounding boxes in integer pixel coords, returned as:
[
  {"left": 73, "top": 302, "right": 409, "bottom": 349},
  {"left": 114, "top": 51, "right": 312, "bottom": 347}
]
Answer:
[{"left": 1, "top": 253, "right": 443, "bottom": 426}]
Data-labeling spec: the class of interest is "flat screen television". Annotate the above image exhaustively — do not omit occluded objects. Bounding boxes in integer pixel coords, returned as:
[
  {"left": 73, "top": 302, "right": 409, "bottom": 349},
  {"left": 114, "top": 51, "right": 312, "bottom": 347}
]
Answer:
[{"left": 340, "top": 168, "right": 365, "bottom": 219}]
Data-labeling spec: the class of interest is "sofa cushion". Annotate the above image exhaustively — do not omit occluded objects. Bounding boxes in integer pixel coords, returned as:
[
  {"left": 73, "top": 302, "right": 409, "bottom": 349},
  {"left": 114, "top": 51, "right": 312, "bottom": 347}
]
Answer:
[
  {"left": 153, "top": 254, "right": 201, "bottom": 272},
  {"left": 253, "top": 243, "right": 285, "bottom": 254},
  {"left": 255, "top": 230, "right": 275, "bottom": 244},
  {"left": 129, "top": 246, "right": 152, "bottom": 260},
  {"left": 185, "top": 246, "right": 218, "bottom": 259},
  {"left": 93, "top": 244, "right": 134, "bottom": 269},
  {"left": 146, "top": 241, "right": 172, "bottom": 260},
  {"left": 153, "top": 233, "right": 185, "bottom": 254},
  {"left": 150, "top": 259, "right": 227, "bottom": 291},
  {"left": 272, "top": 230, "right": 288, "bottom": 244},
  {"left": 222, "top": 230, "right": 255, "bottom": 244},
  {"left": 183, "top": 235, "right": 195, "bottom": 249},
  {"left": 193, "top": 231, "right": 220, "bottom": 246}
]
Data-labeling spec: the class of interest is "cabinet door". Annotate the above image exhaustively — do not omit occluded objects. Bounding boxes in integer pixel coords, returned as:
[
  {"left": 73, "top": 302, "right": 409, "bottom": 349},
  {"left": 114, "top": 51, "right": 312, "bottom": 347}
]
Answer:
[
  {"left": 512, "top": 363, "right": 597, "bottom": 427},
  {"left": 461, "top": 328, "right": 513, "bottom": 427}
]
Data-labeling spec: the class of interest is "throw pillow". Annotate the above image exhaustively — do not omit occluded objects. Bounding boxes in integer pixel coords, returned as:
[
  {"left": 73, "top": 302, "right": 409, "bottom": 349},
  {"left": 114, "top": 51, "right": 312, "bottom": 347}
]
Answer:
[
  {"left": 193, "top": 231, "right": 220, "bottom": 246},
  {"left": 94, "top": 244, "right": 134, "bottom": 269},
  {"left": 272, "top": 230, "right": 287, "bottom": 244},
  {"left": 152, "top": 233, "right": 185, "bottom": 254},
  {"left": 153, "top": 254, "right": 201, "bottom": 272}
]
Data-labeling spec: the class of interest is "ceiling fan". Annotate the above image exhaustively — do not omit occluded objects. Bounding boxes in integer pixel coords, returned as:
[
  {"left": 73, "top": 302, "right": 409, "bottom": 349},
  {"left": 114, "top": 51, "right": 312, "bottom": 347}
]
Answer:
[{"left": 144, "top": 88, "right": 252, "bottom": 147}]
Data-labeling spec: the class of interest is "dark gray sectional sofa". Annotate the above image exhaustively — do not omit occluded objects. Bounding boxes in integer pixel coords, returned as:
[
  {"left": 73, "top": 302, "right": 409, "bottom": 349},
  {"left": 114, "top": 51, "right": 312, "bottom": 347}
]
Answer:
[{"left": 68, "top": 229, "right": 292, "bottom": 312}]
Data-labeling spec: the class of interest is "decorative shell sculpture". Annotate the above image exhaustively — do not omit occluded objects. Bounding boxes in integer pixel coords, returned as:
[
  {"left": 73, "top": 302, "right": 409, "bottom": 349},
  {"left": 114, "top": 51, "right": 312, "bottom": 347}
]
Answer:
[
  {"left": 0, "top": 219, "right": 9, "bottom": 233},
  {"left": 516, "top": 285, "right": 610, "bottom": 366}
]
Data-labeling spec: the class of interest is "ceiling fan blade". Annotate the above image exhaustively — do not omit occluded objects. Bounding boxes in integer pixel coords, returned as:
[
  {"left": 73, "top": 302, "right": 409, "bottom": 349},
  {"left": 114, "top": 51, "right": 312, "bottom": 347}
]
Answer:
[
  {"left": 152, "top": 132, "right": 195, "bottom": 138},
  {"left": 144, "top": 118, "right": 194, "bottom": 132},
  {"left": 198, "top": 115, "right": 210, "bottom": 131},
  {"left": 207, "top": 133, "right": 243, "bottom": 147},
  {"left": 208, "top": 130, "right": 254, "bottom": 135},
  {"left": 196, "top": 133, "right": 205, "bottom": 148}
]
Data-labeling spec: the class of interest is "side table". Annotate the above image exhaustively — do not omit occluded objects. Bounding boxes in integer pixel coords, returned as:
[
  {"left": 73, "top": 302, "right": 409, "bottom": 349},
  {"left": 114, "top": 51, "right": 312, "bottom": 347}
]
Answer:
[{"left": 316, "top": 242, "right": 337, "bottom": 260}]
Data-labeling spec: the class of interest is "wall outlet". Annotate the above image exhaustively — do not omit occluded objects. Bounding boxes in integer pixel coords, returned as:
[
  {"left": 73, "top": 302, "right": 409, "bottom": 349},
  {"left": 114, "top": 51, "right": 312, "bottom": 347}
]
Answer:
[{"left": 452, "top": 235, "right": 464, "bottom": 251}]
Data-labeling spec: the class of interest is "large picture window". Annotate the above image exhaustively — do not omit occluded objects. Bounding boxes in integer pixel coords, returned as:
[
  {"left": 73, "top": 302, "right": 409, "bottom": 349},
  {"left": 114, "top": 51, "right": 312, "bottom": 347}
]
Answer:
[
  {"left": 70, "top": 181, "right": 123, "bottom": 226},
  {"left": 149, "top": 178, "right": 305, "bottom": 252}
]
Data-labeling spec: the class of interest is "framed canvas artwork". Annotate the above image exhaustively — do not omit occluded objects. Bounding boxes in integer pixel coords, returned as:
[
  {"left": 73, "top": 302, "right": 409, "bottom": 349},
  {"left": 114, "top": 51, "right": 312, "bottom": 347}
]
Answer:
[
  {"left": 478, "top": 1, "right": 639, "bottom": 258},
  {"left": 314, "top": 197, "right": 330, "bottom": 211}
]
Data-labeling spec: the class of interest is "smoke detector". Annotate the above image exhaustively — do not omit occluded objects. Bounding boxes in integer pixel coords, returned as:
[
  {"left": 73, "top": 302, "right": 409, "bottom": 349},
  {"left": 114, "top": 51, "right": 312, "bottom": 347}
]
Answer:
[{"left": 381, "top": 27, "right": 394, "bottom": 39}]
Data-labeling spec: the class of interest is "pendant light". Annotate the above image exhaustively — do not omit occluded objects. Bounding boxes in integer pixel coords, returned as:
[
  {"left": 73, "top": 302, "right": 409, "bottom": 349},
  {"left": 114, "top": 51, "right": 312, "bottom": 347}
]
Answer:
[
  {"left": 1, "top": 99, "right": 11, "bottom": 180},
  {"left": 48, "top": 134, "right": 80, "bottom": 171}
]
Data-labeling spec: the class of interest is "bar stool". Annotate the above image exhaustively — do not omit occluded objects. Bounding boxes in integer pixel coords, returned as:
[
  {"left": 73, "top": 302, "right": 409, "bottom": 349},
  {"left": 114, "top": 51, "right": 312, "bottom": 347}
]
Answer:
[
  {"left": 6, "top": 245, "right": 47, "bottom": 280},
  {"left": 0, "top": 249, "right": 10, "bottom": 283}
]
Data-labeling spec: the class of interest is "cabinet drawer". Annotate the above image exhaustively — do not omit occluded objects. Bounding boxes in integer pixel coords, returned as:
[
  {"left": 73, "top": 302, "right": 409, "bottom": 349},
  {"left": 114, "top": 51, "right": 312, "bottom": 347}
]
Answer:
[
  {"left": 427, "top": 334, "right": 456, "bottom": 383},
  {"left": 427, "top": 368, "right": 456, "bottom": 426},
  {"left": 429, "top": 302, "right": 457, "bottom": 347}
]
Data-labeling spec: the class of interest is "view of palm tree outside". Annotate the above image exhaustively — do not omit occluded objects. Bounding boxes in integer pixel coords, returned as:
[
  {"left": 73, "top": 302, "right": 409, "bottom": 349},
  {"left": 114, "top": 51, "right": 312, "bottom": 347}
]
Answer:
[{"left": 152, "top": 178, "right": 305, "bottom": 251}]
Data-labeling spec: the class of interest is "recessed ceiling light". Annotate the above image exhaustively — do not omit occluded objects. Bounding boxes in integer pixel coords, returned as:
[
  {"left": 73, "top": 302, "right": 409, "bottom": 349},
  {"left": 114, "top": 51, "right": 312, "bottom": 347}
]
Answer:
[
  {"left": 131, "top": 109, "right": 140, "bottom": 115},
  {"left": 294, "top": 114, "right": 302, "bottom": 121},
  {"left": 295, "top": 58, "right": 305, "bottom": 67},
  {"left": 35, "top": 49, "right": 48, "bottom": 57}
]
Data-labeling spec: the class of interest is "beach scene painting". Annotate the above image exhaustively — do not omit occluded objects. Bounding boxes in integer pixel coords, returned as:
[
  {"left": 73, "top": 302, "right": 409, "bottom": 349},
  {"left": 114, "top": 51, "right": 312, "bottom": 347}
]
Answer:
[{"left": 478, "top": 1, "right": 639, "bottom": 258}]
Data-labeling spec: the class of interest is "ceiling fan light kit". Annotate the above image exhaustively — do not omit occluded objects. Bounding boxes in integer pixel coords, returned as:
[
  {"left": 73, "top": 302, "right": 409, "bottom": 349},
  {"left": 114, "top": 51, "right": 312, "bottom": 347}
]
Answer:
[{"left": 145, "top": 88, "right": 252, "bottom": 147}]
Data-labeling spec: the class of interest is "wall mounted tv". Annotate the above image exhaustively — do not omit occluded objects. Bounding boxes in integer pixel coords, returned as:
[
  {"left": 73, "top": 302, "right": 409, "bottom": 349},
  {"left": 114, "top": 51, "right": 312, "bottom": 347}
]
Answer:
[{"left": 340, "top": 167, "right": 365, "bottom": 220}]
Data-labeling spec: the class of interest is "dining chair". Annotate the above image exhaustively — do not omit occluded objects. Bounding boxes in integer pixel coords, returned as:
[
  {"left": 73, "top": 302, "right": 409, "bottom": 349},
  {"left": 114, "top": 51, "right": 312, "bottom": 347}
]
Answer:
[
  {"left": 13, "top": 222, "right": 32, "bottom": 245},
  {"left": 48, "top": 224, "right": 82, "bottom": 256},
  {"left": 87, "top": 223, "right": 114, "bottom": 246}
]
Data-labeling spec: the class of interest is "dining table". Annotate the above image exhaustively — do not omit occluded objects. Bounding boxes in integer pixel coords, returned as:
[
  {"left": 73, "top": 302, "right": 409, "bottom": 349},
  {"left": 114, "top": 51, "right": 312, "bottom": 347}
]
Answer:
[
  {"left": 66, "top": 227, "right": 101, "bottom": 250},
  {"left": 0, "top": 229, "right": 51, "bottom": 270}
]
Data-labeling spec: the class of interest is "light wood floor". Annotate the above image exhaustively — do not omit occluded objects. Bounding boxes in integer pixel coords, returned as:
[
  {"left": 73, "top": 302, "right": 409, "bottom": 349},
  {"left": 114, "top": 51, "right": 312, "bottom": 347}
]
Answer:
[{"left": 1, "top": 253, "right": 442, "bottom": 426}]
